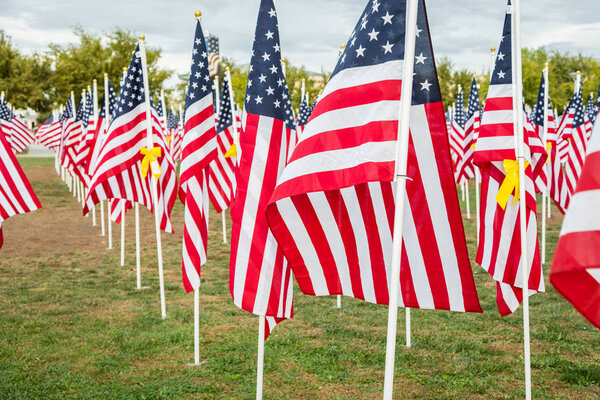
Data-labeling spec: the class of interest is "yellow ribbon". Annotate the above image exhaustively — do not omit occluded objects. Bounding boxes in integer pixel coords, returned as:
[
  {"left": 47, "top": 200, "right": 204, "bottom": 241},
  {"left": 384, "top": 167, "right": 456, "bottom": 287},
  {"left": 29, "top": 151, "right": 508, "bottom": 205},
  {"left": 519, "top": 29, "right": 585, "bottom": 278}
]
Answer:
[
  {"left": 224, "top": 144, "right": 237, "bottom": 158},
  {"left": 470, "top": 143, "right": 476, "bottom": 150},
  {"left": 140, "top": 146, "right": 162, "bottom": 179},
  {"left": 546, "top": 142, "right": 552, "bottom": 150},
  {"left": 166, "top": 136, "right": 172, "bottom": 145},
  {"left": 496, "top": 159, "right": 529, "bottom": 210},
  {"left": 545, "top": 142, "right": 552, "bottom": 164}
]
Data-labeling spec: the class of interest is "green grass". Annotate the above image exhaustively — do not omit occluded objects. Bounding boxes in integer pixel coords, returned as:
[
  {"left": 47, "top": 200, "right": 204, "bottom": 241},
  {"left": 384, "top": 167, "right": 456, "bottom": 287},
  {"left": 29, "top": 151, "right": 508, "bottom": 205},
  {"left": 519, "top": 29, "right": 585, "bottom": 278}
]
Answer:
[{"left": 0, "top": 158, "right": 598, "bottom": 399}]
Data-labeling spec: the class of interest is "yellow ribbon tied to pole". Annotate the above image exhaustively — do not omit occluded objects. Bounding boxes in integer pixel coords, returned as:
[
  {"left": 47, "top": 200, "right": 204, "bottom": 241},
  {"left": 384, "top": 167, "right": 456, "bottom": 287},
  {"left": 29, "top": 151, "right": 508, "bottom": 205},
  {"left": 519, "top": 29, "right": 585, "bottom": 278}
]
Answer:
[
  {"left": 496, "top": 159, "right": 529, "bottom": 210},
  {"left": 224, "top": 144, "right": 237, "bottom": 158},
  {"left": 166, "top": 136, "right": 171, "bottom": 145},
  {"left": 140, "top": 146, "right": 162, "bottom": 180}
]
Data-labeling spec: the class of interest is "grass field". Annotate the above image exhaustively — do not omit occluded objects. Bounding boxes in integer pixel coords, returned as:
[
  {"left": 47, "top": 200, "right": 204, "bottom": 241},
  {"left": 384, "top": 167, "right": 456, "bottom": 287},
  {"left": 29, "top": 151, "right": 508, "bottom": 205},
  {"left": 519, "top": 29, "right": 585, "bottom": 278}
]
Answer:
[{"left": 0, "top": 157, "right": 599, "bottom": 399}]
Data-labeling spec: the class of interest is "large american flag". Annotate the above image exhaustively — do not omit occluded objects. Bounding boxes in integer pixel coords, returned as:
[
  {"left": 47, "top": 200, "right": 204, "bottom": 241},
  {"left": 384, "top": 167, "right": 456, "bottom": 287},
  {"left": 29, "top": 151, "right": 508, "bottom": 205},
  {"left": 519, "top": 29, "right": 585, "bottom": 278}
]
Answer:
[
  {"left": 0, "top": 101, "right": 34, "bottom": 154},
  {"left": 551, "top": 114, "right": 600, "bottom": 330},
  {"left": 455, "top": 77, "right": 479, "bottom": 184},
  {"left": 474, "top": 1, "right": 546, "bottom": 316},
  {"left": 88, "top": 79, "right": 117, "bottom": 177},
  {"left": 207, "top": 73, "right": 237, "bottom": 213},
  {"left": 180, "top": 17, "right": 218, "bottom": 293},
  {"left": 84, "top": 45, "right": 177, "bottom": 234},
  {"left": 564, "top": 87, "right": 592, "bottom": 196},
  {"left": 0, "top": 125, "right": 41, "bottom": 249},
  {"left": 266, "top": 0, "right": 482, "bottom": 314},
  {"left": 230, "top": 0, "right": 297, "bottom": 337}
]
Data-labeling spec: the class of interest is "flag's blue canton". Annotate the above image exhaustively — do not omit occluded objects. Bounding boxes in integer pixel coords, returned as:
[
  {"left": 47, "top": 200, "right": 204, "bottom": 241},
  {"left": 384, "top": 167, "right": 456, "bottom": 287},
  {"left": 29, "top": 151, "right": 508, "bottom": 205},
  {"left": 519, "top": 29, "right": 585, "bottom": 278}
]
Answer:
[
  {"left": 334, "top": 0, "right": 441, "bottom": 106},
  {"left": 490, "top": 2, "right": 512, "bottom": 87},
  {"left": 156, "top": 97, "right": 164, "bottom": 118},
  {"left": 244, "top": 0, "right": 295, "bottom": 128},
  {"left": 44, "top": 113, "right": 54, "bottom": 125},
  {"left": 454, "top": 89, "right": 466, "bottom": 128},
  {"left": 297, "top": 96, "right": 311, "bottom": 126},
  {"left": 572, "top": 87, "right": 586, "bottom": 129},
  {"left": 466, "top": 77, "right": 480, "bottom": 121},
  {"left": 531, "top": 73, "right": 546, "bottom": 126},
  {"left": 207, "top": 34, "right": 220, "bottom": 56},
  {"left": 0, "top": 100, "right": 11, "bottom": 121},
  {"left": 167, "top": 109, "right": 177, "bottom": 130},
  {"left": 99, "top": 79, "right": 117, "bottom": 119},
  {"left": 75, "top": 96, "right": 85, "bottom": 123},
  {"left": 217, "top": 75, "right": 233, "bottom": 134},
  {"left": 59, "top": 98, "right": 73, "bottom": 123},
  {"left": 596, "top": 83, "right": 600, "bottom": 109},
  {"left": 82, "top": 90, "right": 93, "bottom": 128},
  {"left": 184, "top": 19, "right": 212, "bottom": 117},
  {"left": 115, "top": 44, "right": 146, "bottom": 119},
  {"left": 585, "top": 93, "right": 595, "bottom": 121}
]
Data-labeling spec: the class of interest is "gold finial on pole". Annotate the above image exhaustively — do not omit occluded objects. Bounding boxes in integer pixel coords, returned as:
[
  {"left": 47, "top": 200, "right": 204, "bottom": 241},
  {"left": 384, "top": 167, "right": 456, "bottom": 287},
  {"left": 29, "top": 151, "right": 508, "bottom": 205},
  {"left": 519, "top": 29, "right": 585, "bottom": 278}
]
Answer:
[
  {"left": 491, "top": 46, "right": 496, "bottom": 53},
  {"left": 123, "top": 67, "right": 127, "bottom": 72},
  {"left": 139, "top": 34, "right": 145, "bottom": 41},
  {"left": 341, "top": 44, "right": 345, "bottom": 50},
  {"left": 544, "top": 62, "right": 549, "bottom": 68},
  {"left": 93, "top": 79, "right": 97, "bottom": 83},
  {"left": 226, "top": 66, "right": 230, "bottom": 72},
  {"left": 282, "top": 57, "right": 287, "bottom": 64},
  {"left": 195, "top": 10, "right": 202, "bottom": 18},
  {"left": 104, "top": 73, "right": 108, "bottom": 78}
]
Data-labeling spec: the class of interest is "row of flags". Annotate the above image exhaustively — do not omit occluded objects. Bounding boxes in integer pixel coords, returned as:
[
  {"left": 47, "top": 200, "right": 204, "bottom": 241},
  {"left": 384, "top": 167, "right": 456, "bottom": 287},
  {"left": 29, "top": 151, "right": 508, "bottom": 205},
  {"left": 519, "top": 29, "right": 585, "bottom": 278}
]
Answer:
[{"left": 2, "top": 0, "right": 600, "bottom": 396}]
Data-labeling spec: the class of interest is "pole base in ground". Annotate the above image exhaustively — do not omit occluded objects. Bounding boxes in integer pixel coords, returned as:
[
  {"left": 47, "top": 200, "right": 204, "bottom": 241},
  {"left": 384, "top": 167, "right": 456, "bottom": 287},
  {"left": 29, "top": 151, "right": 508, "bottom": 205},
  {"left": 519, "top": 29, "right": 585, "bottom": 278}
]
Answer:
[
  {"left": 186, "top": 361, "right": 206, "bottom": 367},
  {"left": 135, "top": 286, "right": 151, "bottom": 290}
]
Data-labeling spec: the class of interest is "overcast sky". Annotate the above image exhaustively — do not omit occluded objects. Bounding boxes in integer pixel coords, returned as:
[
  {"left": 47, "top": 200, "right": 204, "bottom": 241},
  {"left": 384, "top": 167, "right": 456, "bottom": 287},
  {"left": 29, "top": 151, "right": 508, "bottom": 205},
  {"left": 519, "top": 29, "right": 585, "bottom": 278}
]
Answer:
[{"left": 1, "top": 0, "right": 599, "bottom": 88}]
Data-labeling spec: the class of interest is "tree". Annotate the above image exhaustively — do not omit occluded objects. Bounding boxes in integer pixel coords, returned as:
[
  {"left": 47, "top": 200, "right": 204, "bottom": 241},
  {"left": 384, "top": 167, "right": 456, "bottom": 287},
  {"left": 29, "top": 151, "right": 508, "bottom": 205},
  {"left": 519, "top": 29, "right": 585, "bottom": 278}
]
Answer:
[
  {"left": 47, "top": 27, "right": 173, "bottom": 111},
  {"left": 0, "top": 30, "right": 54, "bottom": 116}
]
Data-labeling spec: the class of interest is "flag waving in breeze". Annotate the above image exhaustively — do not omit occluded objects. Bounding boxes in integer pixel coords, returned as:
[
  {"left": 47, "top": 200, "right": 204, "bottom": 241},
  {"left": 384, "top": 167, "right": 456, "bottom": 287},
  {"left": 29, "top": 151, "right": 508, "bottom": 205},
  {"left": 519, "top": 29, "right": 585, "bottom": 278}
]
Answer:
[
  {"left": 0, "top": 125, "right": 41, "bottom": 249},
  {"left": 450, "top": 86, "right": 467, "bottom": 181},
  {"left": 266, "top": 0, "right": 482, "bottom": 314},
  {"left": 84, "top": 45, "right": 177, "bottom": 234},
  {"left": 455, "top": 77, "right": 479, "bottom": 184},
  {"left": 564, "top": 87, "right": 592, "bottom": 196},
  {"left": 551, "top": 114, "right": 600, "bottom": 330},
  {"left": 207, "top": 73, "right": 237, "bottom": 214},
  {"left": 474, "top": 1, "right": 547, "bottom": 316},
  {"left": 530, "top": 73, "right": 569, "bottom": 213},
  {"left": 179, "top": 16, "right": 218, "bottom": 293},
  {"left": 230, "top": 0, "right": 297, "bottom": 338},
  {"left": 36, "top": 112, "right": 62, "bottom": 151}
]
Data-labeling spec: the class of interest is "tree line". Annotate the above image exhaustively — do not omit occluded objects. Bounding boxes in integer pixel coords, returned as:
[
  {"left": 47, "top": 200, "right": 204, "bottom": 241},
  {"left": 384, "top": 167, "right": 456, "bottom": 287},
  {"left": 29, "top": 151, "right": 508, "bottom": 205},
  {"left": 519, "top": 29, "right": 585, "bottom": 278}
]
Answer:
[{"left": 1, "top": 27, "right": 598, "bottom": 121}]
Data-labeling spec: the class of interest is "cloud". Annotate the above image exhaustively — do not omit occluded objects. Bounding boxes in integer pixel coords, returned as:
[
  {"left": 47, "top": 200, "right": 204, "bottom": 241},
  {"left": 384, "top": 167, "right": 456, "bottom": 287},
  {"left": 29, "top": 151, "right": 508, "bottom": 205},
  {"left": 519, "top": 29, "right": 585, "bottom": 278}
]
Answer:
[{"left": 1, "top": 0, "right": 598, "bottom": 88}]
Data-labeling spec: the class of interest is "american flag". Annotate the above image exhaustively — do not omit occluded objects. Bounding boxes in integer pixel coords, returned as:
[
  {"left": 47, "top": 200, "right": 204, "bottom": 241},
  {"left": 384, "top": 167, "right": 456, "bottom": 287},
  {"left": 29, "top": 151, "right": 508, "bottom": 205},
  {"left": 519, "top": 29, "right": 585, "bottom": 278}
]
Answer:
[
  {"left": 88, "top": 78, "right": 117, "bottom": 177},
  {"left": 230, "top": 0, "right": 298, "bottom": 338},
  {"left": 171, "top": 110, "right": 184, "bottom": 163},
  {"left": 450, "top": 87, "right": 466, "bottom": 179},
  {"left": 455, "top": 77, "right": 479, "bottom": 184},
  {"left": 266, "top": 0, "right": 482, "bottom": 314},
  {"left": 550, "top": 115, "right": 600, "bottom": 330},
  {"left": 530, "top": 73, "right": 569, "bottom": 213},
  {"left": 35, "top": 112, "right": 62, "bottom": 151},
  {"left": 59, "top": 96, "right": 85, "bottom": 181},
  {"left": 295, "top": 94, "right": 312, "bottom": 139},
  {"left": 0, "top": 101, "right": 34, "bottom": 154},
  {"left": 206, "top": 34, "right": 220, "bottom": 78},
  {"left": 556, "top": 97, "right": 574, "bottom": 163},
  {"left": 84, "top": 44, "right": 177, "bottom": 234},
  {"left": 180, "top": 17, "right": 218, "bottom": 293},
  {"left": 585, "top": 92, "right": 596, "bottom": 123},
  {"left": 0, "top": 124, "right": 41, "bottom": 249},
  {"left": 564, "top": 87, "right": 592, "bottom": 196},
  {"left": 75, "top": 90, "right": 96, "bottom": 179},
  {"left": 207, "top": 73, "right": 237, "bottom": 213},
  {"left": 474, "top": 1, "right": 546, "bottom": 316}
]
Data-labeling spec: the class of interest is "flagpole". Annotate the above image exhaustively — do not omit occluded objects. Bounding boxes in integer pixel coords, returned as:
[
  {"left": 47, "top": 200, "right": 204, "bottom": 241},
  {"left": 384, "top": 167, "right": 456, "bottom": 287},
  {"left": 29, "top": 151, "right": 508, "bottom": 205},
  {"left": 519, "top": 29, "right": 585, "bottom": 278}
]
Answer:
[
  {"left": 226, "top": 67, "right": 239, "bottom": 164},
  {"left": 212, "top": 74, "right": 228, "bottom": 245},
  {"left": 91, "top": 80, "right": 99, "bottom": 226},
  {"left": 256, "top": 315, "right": 266, "bottom": 400},
  {"left": 383, "top": 0, "right": 419, "bottom": 398},
  {"left": 541, "top": 63, "right": 549, "bottom": 264},
  {"left": 474, "top": 75, "right": 481, "bottom": 243},
  {"left": 135, "top": 202, "right": 142, "bottom": 289},
  {"left": 100, "top": 77, "right": 109, "bottom": 238},
  {"left": 120, "top": 201, "right": 126, "bottom": 266},
  {"left": 139, "top": 35, "right": 167, "bottom": 319},
  {"left": 511, "top": 1, "right": 532, "bottom": 398},
  {"left": 193, "top": 288, "right": 200, "bottom": 365}
]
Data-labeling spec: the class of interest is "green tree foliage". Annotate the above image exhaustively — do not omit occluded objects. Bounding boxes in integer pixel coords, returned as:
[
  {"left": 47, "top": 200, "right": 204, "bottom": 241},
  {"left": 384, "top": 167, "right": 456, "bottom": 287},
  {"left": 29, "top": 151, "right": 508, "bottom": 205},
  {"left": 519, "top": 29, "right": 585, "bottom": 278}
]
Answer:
[
  {"left": 0, "top": 30, "right": 54, "bottom": 115},
  {"left": 48, "top": 27, "right": 173, "bottom": 109}
]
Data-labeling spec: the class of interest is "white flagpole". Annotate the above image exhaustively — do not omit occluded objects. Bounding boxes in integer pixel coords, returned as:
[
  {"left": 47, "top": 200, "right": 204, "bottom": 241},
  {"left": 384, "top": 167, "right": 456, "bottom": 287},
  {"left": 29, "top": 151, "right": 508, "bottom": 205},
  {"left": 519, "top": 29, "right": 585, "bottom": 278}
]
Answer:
[
  {"left": 91, "top": 80, "right": 99, "bottom": 226},
  {"left": 107, "top": 202, "right": 113, "bottom": 249},
  {"left": 383, "top": 0, "right": 419, "bottom": 398},
  {"left": 213, "top": 74, "right": 228, "bottom": 244},
  {"left": 99, "top": 75, "right": 110, "bottom": 238},
  {"left": 256, "top": 315, "right": 266, "bottom": 400},
  {"left": 120, "top": 202, "right": 126, "bottom": 266},
  {"left": 474, "top": 73, "right": 481, "bottom": 244},
  {"left": 511, "top": 1, "right": 532, "bottom": 398},
  {"left": 139, "top": 35, "right": 167, "bottom": 319},
  {"left": 135, "top": 203, "right": 142, "bottom": 289},
  {"left": 465, "top": 180, "right": 471, "bottom": 219},
  {"left": 541, "top": 63, "right": 549, "bottom": 264},
  {"left": 194, "top": 288, "right": 200, "bottom": 365}
]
